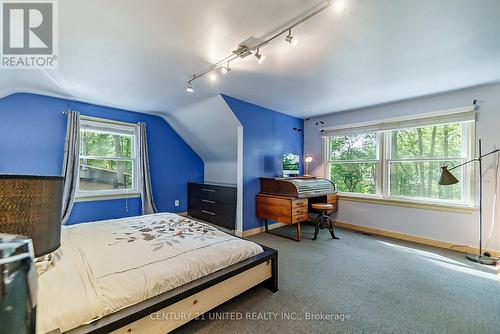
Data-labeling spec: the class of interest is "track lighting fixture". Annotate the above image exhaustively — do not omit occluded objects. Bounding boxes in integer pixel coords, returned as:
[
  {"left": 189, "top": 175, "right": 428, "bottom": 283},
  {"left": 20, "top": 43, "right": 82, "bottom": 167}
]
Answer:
[
  {"left": 285, "top": 29, "right": 299, "bottom": 47},
  {"left": 255, "top": 48, "right": 266, "bottom": 64},
  {"left": 185, "top": 0, "right": 345, "bottom": 93}
]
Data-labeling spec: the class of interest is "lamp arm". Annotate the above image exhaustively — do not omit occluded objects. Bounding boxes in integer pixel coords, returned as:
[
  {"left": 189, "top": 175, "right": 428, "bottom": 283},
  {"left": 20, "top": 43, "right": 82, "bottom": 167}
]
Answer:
[
  {"left": 447, "top": 148, "right": 499, "bottom": 171},
  {"left": 447, "top": 159, "right": 478, "bottom": 171},
  {"left": 479, "top": 148, "right": 499, "bottom": 160}
]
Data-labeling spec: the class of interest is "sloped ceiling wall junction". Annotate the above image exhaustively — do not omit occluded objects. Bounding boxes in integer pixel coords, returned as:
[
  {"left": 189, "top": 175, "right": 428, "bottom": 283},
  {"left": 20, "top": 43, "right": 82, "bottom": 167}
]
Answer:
[{"left": 165, "top": 95, "right": 241, "bottom": 184}]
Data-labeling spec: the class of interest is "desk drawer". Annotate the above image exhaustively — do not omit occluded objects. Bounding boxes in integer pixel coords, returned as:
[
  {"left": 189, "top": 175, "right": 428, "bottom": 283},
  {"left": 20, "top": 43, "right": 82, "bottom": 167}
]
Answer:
[
  {"left": 292, "top": 206, "right": 308, "bottom": 216},
  {"left": 292, "top": 199, "right": 307, "bottom": 208},
  {"left": 327, "top": 194, "right": 338, "bottom": 204},
  {"left": 292, "top": 213, "right": 309, "bottom": 224}
]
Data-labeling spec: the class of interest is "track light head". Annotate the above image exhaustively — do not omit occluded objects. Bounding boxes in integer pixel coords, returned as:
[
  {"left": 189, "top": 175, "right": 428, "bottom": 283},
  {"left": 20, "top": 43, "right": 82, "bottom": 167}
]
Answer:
[
  {"left": 186, "top": 81, "right": 193, "bottom": 93},
  {"left": 220, "top": 62, "right": 231, "bottom": 75},
  {"left": 255, "top": 53, "right": 266, "bottom": 64},
  {"left": 285, "top": 29, "right": 299, "bottom": 47},
  {"left": 255, "top": 48, "right": 266, "bottom": 64}
]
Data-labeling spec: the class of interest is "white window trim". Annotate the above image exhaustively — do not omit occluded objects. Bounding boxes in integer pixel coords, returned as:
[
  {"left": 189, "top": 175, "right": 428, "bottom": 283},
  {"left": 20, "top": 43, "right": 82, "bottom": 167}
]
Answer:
[
  {"left": 77, "top": 116, "right": 140, "bottom": 200},
  {"left": 324, "top": 118, "right": 476, "bottom": 209}
]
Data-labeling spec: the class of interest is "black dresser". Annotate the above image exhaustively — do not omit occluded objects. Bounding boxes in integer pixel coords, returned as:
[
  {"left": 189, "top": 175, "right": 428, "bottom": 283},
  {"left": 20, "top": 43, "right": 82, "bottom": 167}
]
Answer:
[{"left": 188, "top": 182, "right": 237, "bottom": 230}]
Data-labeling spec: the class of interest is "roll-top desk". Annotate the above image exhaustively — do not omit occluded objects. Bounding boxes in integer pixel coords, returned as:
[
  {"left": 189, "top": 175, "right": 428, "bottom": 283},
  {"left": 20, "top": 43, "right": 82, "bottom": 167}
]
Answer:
[{"left": 256, "top": 177, "right": 338, "bottom": 241}]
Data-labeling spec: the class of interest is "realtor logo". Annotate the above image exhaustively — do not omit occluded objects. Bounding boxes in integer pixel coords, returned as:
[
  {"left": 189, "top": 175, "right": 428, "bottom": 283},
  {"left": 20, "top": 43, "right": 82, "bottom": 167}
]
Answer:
[{"left": 1, "top": 0, "right": 58, "bottom": 69}]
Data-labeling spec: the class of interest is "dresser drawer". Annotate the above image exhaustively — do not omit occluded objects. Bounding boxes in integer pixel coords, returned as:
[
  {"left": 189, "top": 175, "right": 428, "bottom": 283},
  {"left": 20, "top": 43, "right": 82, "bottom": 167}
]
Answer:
[
  {"left": 194, "top": 199, "right": 236, "bottom": 217},
  {"left": 194, "top": 209, "right": 235, "bottom": 230},
  {"left": 189, "top": 183, "right": 236, "bottom": 204}
]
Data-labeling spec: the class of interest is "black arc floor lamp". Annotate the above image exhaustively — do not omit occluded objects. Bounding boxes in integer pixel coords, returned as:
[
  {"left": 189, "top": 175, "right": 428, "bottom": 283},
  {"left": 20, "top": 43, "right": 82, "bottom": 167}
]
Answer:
[{"left": 438, "top": 139, "right": 499, "bottom": 265}]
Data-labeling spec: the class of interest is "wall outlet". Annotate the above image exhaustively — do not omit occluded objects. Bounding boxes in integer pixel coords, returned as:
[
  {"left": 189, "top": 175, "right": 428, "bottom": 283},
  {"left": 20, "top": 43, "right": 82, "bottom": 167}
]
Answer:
[{"left": 174, "top": 200, "right": 180, "bottom": 207}]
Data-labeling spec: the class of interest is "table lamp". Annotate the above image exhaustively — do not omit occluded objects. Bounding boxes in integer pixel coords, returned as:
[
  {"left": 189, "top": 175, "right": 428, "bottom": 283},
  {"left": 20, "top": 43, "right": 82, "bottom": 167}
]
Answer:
[
  {"left": 438, "top": 139, "right": 499, "bottom": 265},
  {"left": 0, "top": 175, "right": 64, "bottom": 258},
  {"left": 304, "top": 155, "right": 313, "bottom": 176},
  {"left": 0, "top": 175, "right": 63, "bottom": 334}
]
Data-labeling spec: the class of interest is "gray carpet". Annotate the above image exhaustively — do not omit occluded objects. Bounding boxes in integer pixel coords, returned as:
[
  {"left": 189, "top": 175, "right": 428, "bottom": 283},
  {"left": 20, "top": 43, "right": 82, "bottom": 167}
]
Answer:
[{"left": 175, "top": 224, "right": 500, "bottom": 334}]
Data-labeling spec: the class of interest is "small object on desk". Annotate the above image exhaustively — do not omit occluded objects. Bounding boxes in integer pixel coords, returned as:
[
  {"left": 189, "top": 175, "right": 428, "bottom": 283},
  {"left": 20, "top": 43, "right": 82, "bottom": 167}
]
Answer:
[
  {"left": 304, "top": 155, "right": 313, "bottom": 176},
  {"left": 256, "top": 177, "right": 337, "bottom": 241},
  {"left": 282, "top": 152, "right": 300, "bottom": 177}
]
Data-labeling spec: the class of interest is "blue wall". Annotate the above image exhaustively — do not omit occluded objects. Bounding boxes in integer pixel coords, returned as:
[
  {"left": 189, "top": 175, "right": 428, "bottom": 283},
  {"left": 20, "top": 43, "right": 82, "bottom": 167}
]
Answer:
[
  {"left": 222, "top": 95, "right": 304, "bottom": 231},
  {"left": 0, "top": 93, "right": 203, "bottom": 224}
]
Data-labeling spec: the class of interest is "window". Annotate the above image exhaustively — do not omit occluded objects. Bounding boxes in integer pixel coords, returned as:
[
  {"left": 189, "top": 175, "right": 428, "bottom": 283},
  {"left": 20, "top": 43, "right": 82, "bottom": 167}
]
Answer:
[
  {"left": 387, "top": 123, "right": 468, "bottom": 202},
  {"left": 324, "top": 115, "right": 474, "bottom": 205},
  {"left": 78, "top": 117, "right": 139, "bottom": 198},
  {"left": 329, "top": 133, "right": 379, "bottom": 195}
]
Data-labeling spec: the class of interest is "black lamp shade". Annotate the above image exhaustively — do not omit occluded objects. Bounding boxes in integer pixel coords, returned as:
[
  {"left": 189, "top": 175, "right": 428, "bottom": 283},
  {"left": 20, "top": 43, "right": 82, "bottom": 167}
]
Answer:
[
  {"left": 0, "top": 175, "right": 63, "bottom": 257},
  {"left": 438, "top": 166, "right": 459, "bottom": 185}
]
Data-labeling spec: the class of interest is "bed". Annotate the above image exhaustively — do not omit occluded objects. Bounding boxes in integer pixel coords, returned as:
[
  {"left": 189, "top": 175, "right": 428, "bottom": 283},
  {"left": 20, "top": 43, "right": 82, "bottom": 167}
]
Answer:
[{"left": 37, "top": 213, "right": 278, "bottom": 334}]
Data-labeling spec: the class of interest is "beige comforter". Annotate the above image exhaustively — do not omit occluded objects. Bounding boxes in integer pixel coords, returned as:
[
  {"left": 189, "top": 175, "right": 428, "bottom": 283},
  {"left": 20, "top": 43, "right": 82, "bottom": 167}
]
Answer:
[{"left": 37, "top": 213, "right": 263, "bottom": 333}]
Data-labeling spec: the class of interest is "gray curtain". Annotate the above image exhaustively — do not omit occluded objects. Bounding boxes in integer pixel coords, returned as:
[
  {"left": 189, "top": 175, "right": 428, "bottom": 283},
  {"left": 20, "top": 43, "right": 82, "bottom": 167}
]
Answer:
[
  {"left": 138, "top": 122, "right": 158, "bottom": 215},
  {"left": 61, "top": 111, "right": 80, "bottom": 224}
]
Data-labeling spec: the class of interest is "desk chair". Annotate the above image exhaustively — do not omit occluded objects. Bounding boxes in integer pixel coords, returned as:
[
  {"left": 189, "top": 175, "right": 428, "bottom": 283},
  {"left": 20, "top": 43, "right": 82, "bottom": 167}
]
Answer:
[{"left": 310, "top": 203, "right": 339, "bottom": 240}]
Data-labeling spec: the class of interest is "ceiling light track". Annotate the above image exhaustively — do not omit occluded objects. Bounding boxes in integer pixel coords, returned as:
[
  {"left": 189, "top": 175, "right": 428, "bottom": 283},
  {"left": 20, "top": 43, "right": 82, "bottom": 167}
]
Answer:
[{"left": 186, "top": 0, "right": 341, "bottom": 92}]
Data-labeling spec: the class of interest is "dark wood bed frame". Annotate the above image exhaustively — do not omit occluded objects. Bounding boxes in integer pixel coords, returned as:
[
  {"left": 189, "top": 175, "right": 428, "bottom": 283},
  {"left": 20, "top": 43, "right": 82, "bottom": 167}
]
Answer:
[{"left": 65, "top": 244, "right": 278, "bottom": 334}]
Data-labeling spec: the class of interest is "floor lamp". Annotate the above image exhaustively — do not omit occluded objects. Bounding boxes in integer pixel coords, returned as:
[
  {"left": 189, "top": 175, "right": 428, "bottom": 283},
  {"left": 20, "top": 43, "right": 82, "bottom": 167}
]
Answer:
[{"left": 438, "top": 139, "right": 499, "bottom": 265}]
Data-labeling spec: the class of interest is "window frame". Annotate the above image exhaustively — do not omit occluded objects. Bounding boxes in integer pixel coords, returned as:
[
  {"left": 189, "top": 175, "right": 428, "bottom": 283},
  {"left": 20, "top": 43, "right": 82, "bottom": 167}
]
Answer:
[
  {"left": 324, "top": 121, "right": 475, "bottom": 207},
  {"left": 77, "top": 116, "right": 140, "bottom": 200}
]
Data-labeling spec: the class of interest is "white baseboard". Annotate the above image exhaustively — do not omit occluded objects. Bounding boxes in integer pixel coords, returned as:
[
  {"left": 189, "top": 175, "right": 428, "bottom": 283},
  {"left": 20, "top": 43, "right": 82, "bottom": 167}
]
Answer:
[{"left": 335, "top": 220, "right": 500, "bottom": 258}]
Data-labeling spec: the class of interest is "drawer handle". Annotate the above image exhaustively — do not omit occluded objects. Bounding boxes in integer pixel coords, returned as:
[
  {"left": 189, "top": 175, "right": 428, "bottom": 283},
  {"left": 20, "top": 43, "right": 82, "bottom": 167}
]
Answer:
[
  {"left": 201, "top": 188, "right": 216, "bottom": 192},
  {"left": 201, "top": 210, "right": 216, "bottom": 216},
  {"left": 202, "top": 199, "right": 216, "bottom": 204}
]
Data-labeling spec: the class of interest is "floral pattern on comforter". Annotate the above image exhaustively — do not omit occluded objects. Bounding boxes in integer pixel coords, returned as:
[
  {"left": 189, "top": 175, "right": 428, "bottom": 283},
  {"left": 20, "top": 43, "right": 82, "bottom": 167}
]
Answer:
[{"left": 109, "top": 215, "right": 220, "bottom": 251}]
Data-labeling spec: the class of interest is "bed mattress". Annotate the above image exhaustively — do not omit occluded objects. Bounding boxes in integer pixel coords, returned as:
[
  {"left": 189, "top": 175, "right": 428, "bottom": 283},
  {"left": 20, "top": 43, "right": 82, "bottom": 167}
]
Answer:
[{"left": 36, "top": 213, "right": 263, "bottom": 333}]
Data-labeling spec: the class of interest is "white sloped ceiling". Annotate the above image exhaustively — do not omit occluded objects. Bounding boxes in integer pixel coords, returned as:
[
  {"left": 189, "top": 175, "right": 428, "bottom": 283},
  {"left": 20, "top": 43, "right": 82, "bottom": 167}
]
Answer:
[
  {"left": 165, "top": 95, "right": 240, "bottom": 183},
  {"left": 1, "top": 0, "right": 499, "bottom": 119}
]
